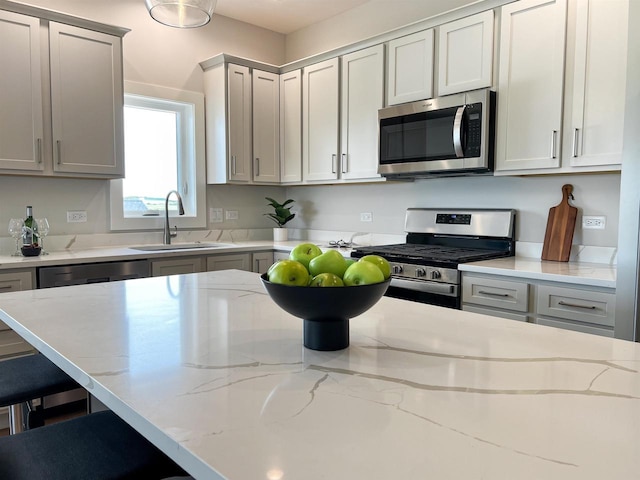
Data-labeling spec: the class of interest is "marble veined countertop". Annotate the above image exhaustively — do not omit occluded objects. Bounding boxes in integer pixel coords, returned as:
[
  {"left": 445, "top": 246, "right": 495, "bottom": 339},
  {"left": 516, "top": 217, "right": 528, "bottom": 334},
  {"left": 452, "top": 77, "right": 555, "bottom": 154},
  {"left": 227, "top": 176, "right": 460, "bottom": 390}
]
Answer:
[
  {"left": 0, "top": 270, "right": 638, "bottom": 479},
  {"left": 460, "top": 257, "right": 617, "bottom": 288}
]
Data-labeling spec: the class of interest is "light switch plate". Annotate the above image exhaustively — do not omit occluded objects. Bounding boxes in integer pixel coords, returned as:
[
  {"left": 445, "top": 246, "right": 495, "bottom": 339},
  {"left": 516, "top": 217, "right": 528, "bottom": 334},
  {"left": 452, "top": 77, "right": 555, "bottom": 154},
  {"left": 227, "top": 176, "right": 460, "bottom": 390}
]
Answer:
[
  {"left": 209, "top": 208, "right": 223, "bottom": 223},
  {"left": 67, "top": 211, "right": 87, "bottom": 223}
]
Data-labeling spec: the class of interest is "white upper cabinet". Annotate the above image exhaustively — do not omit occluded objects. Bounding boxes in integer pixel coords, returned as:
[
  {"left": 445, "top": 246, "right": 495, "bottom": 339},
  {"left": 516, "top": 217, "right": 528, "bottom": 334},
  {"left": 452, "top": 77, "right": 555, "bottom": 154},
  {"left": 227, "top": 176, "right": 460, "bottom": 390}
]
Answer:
[
  {"left": 563, "top": 0, "right": 628, "bottom": 169},
  {"left": 0, "top": 9, "right": 126, "bottom": 178},
  {"left": 302, "top": 58, "right": 340, "bottom": 182},
  {"left": 49, "top": 22, "right": 124, "bottom": 177},
  {"left": 387, "top": 29, "right": 434, "bottom": 105},
  {"left": 252, "top": 69, "right": 280, "bottom": 183},
  {"left": 227, "top": 64, "right": 252, "bottom": 182},
  {"left": 437, "top": 10, "right": 494, "bottom": 96},
  {"left": 279, "top": 69, "right": 302, "bottom": 183},
  {"left": 496, "top": 0, "right": 567, "bottom": 172},
  {"left": 340, "top": 45, "right": 385, "bottom": 181},
  {"left": 0, "top": 10, "right": 43, "bottom": 171}
]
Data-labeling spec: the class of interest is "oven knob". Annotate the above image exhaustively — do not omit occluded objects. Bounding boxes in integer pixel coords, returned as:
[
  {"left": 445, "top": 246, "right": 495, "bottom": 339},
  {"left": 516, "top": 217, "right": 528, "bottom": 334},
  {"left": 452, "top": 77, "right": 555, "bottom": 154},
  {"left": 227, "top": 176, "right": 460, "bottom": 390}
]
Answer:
[
  {"left": 415, "top": 267, "right": 426, "bottom": 278},
  {"left": 392, "top": 265, "right": 403, "bottom": 274},
  {"left": 431, "top": 270, "right": 441, "bottom": 280}
]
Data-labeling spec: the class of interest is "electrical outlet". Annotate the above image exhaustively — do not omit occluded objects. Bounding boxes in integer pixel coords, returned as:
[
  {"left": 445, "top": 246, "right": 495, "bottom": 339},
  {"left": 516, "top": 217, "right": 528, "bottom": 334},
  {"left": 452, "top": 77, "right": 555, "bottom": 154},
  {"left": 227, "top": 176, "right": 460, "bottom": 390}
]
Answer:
[
  {"left": 582, "top": 215, "right": 606, "bottom": 229},
  {"left": 209, "top": 208, "right": 223, "bottom": 223},
  {"left": 360, "top": 212, "right": 373, "bottom": 222},
  {"left": 66, "top": 211, "right": 87, "bottom": 223},
  {"left": 225, "top": 210, "right": 239, "bottom": 220}
]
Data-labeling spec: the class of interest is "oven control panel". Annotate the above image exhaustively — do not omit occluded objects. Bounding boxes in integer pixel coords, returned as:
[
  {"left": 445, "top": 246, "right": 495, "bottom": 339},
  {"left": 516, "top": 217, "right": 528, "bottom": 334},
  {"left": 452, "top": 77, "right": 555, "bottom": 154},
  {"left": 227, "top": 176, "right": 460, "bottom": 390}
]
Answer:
[
  {"left": 436, "top": 213, "right": 472, "bottom": 225},
  {"left": 389, "top": 262, "right": 458, "bottom": 284}
]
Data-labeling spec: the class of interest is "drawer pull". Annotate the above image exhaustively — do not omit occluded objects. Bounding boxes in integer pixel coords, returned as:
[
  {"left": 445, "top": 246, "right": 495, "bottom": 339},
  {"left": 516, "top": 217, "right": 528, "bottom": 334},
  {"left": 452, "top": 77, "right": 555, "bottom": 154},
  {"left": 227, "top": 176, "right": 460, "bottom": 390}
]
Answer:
[
  {"left": 558, "top": 301, "right": 596, "bottom": 310},
  {"left": 478, "top": 290, "right": 510, "bottom": 297},
  {"left": 0, "top": 286, "right": 12, "bottom": 291}
]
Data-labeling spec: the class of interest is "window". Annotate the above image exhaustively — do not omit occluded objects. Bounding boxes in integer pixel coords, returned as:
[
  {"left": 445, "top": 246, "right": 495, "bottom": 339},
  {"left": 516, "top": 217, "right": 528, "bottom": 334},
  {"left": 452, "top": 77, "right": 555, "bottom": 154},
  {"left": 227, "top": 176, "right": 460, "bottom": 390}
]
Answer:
[{"left": 110, "top": 81, "right": 206, "bottom": 231}]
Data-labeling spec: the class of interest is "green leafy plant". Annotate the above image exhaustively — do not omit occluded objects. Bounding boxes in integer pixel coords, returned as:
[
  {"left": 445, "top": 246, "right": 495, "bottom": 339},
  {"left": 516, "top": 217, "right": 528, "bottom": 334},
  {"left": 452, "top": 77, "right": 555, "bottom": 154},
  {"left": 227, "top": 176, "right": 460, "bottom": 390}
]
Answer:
[{"left": 265, "top": 197, "right": 295, "bottom": 227}]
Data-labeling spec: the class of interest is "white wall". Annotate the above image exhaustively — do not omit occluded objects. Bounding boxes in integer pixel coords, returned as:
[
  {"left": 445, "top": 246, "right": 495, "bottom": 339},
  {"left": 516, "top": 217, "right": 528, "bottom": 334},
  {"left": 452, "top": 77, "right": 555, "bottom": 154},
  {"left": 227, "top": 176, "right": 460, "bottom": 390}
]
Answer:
[{"left": 285, "top": 173, "right": 620, "bottom": 247}]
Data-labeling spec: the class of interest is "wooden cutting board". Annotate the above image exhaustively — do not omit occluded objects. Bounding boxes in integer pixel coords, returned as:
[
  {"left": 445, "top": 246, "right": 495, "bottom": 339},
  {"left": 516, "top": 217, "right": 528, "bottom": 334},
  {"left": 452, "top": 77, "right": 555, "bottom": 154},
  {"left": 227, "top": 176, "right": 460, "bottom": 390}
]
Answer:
[{"left": 541, "top": 184, "right": 577, "bottom": 262}]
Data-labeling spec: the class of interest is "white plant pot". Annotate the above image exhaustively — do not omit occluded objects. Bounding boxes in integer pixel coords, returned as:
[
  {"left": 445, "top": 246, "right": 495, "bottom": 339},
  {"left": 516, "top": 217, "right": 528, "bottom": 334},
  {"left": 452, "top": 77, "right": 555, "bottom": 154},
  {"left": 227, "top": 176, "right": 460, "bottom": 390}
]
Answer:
[{"left": 273, "top": 227, "right": 288, "bottom": 242}]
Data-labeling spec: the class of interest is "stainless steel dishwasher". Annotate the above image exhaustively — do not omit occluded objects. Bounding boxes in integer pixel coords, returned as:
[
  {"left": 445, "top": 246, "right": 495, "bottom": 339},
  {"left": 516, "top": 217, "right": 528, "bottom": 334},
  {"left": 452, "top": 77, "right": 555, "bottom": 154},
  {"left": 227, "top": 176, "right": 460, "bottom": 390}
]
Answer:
[
  {"left": 31, "top": 260, "right": 150, "bottom": 423},
  {"left": 38, "top": 260, "right": 150, "bottom": 288}
]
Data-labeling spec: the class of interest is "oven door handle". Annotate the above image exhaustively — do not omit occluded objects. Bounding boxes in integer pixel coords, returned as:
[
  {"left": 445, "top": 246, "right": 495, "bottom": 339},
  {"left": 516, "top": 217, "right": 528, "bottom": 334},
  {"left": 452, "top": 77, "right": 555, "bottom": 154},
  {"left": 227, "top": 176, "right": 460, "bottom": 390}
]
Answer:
[
  {"left": 391, "top": 278, "right": 458, "bottom": 297},
  {"left": 453, "top": 105, "right": 466, "bottom": 158}
]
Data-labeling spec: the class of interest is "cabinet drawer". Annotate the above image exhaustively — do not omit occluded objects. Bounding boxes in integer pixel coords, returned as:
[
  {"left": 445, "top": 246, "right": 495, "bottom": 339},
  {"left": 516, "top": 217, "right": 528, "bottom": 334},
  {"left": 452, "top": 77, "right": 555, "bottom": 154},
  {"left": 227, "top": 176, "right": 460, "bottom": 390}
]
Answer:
[
  {"left": 0, "top": 330, "right": 34, "bottom": 358},
  {"left": 462, "top": 275, "right": 529, "bottom": 312},
  {"left": 535, "top": 317, "right": 614, "bottom": 338},
  {"left": 536, "top": 285, "right": 615, "bottom": 327},
  {"left": 463, "top": 304, "right": 528, "bottom": 322}
]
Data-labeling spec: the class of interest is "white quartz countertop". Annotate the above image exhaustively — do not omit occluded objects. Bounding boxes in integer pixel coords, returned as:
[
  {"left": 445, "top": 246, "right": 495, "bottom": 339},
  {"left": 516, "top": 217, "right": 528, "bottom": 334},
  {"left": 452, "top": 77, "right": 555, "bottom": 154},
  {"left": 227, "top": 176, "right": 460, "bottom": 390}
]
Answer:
[
  {"left": 0, "top": 270, "right": 637, "bottom": 479},
  {"left": 460, "top": 257, "right": 617, "bottom": 288}
]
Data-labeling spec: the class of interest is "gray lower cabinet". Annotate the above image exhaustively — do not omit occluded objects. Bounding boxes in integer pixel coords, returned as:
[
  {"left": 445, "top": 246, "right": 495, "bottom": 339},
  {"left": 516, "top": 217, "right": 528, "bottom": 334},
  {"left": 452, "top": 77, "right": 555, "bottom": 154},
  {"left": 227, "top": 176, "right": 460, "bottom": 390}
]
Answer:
[
  {"left": 252, "top": 251, "right": 274, "bottom": 274},
  {"left": 462, "top": 272, "right": 615, "bottom": 337},
  {"left": 0, "top": 269, "right": 36, "bottom": 430},
  {"left": 206, "top": 253, "right": 251, "bottom": 272},
  {"left": 151, "top": 257, "right": 204, "bottom": 276}
]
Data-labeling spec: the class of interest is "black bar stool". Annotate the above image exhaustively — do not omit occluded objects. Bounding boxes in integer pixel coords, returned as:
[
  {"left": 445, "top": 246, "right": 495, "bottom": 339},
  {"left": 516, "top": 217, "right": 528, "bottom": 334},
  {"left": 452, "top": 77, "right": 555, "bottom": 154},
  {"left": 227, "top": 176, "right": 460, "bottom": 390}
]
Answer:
[
  {"left": 0, "top": 409, "right": 188, "bottom": 479},
  {"left": 0, "top": 353, "right": 80, "bottom": 434}
]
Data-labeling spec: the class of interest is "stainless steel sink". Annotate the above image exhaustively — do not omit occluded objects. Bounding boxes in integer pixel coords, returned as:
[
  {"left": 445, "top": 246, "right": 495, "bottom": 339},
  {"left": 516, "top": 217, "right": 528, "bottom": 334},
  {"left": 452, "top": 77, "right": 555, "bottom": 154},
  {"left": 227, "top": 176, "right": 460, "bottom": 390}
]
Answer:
[{"left": 129, "top": 243, "right": 232, "bottom": 252}]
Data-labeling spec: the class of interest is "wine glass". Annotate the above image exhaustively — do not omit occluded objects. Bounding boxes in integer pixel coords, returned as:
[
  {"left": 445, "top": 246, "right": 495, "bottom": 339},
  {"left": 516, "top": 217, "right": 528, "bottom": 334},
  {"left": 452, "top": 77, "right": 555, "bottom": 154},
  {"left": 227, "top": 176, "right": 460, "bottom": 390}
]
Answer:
[
  {"left": 8, "top": 218, "right": 23, "bottom": 256},
  {"left": 36, "top": 218, "right": 50, "bottom": 255}
]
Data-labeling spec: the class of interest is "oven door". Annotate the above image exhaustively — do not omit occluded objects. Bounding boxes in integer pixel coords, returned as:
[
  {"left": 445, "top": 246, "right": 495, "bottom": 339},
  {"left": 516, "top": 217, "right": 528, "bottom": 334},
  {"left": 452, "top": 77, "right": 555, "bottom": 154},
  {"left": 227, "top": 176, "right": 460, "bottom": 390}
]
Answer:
[{"left": 386, "top": 277, "right": 460, "bottom": 309}]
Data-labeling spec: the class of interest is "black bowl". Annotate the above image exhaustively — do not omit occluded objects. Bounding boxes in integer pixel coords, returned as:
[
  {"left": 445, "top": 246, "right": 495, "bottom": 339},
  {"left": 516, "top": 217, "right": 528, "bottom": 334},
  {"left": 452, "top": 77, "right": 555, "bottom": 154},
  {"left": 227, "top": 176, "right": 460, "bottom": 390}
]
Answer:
[{"left": 260, "top": 273, "right": 390, "bottom": 351}]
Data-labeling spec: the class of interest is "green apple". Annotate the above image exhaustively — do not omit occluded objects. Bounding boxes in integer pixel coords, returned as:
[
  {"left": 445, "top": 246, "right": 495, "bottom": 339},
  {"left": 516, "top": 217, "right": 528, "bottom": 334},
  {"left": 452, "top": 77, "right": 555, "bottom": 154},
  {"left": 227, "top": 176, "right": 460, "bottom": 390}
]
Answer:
[
  {"left": 309, "top": 272, "right": 344, "bottom": 287},
  {"left": 267, "top": 260, "right": 282, "bottom": 277},
  {"left": 289, "top": 243, "right": 322, "bottom": 270},
  {"left": 345, "top": 258, "right": 356, "bottom": 268},
  {"left": 308, "top": 249, "right": 349, "bottom": 278},
  {"left": 268, "top": 260, "right": 309, "bottom": 286},
  {"left": 359, "top": 255, "right": 391, "bottom": 279},
  {"left": 343, "top": 260, "right": 385, "bottom": 286}
]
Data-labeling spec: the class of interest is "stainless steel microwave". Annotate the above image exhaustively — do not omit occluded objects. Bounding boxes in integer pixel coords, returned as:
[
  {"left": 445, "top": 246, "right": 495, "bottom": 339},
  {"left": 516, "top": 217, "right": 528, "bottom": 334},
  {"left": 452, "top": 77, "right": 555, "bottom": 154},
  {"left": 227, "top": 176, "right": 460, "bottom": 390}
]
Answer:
[{"left": 378, "top": 88, "right": 496, "bottom": 178}]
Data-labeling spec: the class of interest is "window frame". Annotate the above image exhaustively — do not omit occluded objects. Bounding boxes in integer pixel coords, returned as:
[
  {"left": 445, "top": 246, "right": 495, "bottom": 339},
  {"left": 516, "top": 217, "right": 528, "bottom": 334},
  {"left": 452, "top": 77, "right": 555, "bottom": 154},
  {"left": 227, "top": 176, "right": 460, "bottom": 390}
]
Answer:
[{"left": 109, "top": 81, "right": 206, "bottom": 231}]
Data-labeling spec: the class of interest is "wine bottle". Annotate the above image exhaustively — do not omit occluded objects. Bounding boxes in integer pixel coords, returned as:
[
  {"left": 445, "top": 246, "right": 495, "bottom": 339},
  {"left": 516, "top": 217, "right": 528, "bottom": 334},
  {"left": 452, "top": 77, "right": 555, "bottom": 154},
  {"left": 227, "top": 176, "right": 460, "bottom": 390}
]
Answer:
[{"left": 22, "top": 206, "right": 39, "bottom": 247}]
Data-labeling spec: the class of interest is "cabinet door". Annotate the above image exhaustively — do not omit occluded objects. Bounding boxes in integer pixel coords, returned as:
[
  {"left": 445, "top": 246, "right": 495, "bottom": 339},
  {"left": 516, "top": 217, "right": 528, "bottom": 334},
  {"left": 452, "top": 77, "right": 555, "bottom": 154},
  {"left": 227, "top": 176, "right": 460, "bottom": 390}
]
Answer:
[
  {"left": 0, "top": 10, "right": 44, "bottom": 172},
  {"left": 252, "top": 69, "right": 280, "bottom": 183},
  {"left": 387, "top": 30, "right": 434, "bottom": 106},
  {"left": 206, "top": 253, "right": 250, "bottom": 272},
  {"left": 279, "top": 70, "right": 302, "bottom": 183},
  {"left": 496, "top": 0, "right": 567, "bottom": 171},
  {"left": 252, "top": 251, "right": 274, "bottom": 273},
  {"left": 0, "top": 270, "right": 35, "bottom": 359},
  {"left": 437, "top": 10, "right": 494, "bottom": 96},
  {"left": 49, "top": 22, "right": 124, "bottom": 177},
  {"left": 302, "top": 58, "right": 340, "bottom": 182},
  {"left": 151, "top": 257, "right": 203, "bottom": 276},
  {"left": 227, "top": 64, "right": 252, "bottom": 182},
  {"left": 340, "top": 45, "right": 384, "bottom": 181},
  {"left": 565, "top": 0, "right": 628, "bottom": 168}
]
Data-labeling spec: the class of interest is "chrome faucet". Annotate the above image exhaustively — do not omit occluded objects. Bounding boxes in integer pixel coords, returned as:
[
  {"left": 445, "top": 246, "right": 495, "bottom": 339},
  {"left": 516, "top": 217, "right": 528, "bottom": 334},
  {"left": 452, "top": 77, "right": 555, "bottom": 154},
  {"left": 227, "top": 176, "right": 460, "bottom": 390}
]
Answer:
[{"left": 163, "top": 190, "right": 185, "bottom": 245}]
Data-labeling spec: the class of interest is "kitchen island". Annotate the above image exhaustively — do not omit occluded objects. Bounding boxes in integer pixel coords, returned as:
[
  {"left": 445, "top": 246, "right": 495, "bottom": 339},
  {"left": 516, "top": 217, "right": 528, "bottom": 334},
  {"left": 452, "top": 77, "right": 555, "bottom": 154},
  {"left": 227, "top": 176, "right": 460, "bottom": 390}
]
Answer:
[{"left": 0, "top": 269, "right": 638, "bottom": 479}]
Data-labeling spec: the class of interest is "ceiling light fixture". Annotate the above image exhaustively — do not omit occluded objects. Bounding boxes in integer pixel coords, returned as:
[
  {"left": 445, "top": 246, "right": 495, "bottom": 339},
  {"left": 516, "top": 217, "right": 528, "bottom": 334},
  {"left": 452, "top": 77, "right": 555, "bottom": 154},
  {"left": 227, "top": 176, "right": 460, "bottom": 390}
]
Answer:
[{"left": 145, "top": 0, "right": 217, "bottom": 28}]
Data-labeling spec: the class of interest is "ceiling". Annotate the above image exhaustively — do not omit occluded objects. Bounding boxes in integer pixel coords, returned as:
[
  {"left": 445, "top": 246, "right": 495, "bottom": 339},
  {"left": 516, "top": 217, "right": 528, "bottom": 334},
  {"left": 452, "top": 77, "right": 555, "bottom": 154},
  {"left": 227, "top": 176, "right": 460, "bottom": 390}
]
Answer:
[{"left": 212, "top": 0, "right": 371, "bottom": 34}]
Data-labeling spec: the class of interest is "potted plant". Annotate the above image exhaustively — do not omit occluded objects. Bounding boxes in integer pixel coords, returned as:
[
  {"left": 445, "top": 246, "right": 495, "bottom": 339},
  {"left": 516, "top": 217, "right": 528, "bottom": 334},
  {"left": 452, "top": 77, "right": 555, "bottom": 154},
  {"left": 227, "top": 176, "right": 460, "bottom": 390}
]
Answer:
[{"left": 265, "top": 197, "right": 295, "bottom": 241}]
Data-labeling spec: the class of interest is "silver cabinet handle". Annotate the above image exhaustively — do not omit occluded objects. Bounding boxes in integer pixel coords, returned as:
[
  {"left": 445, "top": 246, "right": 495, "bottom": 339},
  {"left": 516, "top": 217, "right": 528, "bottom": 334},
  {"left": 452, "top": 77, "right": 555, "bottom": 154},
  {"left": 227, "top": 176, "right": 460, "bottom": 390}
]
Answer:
[
  {"left": 551, "top": 130, "right": 558, "bottom": 159},
  {"left": 255, "top": 157, "right": 260, "bottom": 177},
  {"left": 453, "top": 105, "right": 467, "bottom": 158},
  {"left": 478, "top": 290, "right": 510, "bottom": 297},
  {"left": 36, "top": 138, "right": 42, "bottom": 164},
  {"left": 558, "top": 300, "right": 596, "bottom": 310},
  {"left": 56, "top": 140, "right": 62, "bottom": 165},
  {"left": 572, "top": 128, "right": 580, "bottom": 157},
  {"left": 331, "top": 154, "right": 337, "bottom": 174},
  {"left": 231, "top": 155, "right": 236, "bottom": 175},
  {"left": 341, "top": 153, "right": 347, "bottom": 174},
  {"left": 0, "top": 285, "right": 12, "bottom": 291}
]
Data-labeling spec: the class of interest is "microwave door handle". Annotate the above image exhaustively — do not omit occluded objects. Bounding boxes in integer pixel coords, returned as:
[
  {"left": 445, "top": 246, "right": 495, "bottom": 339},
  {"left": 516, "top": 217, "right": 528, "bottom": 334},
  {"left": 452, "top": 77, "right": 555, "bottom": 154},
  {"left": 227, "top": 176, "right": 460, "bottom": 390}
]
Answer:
[{"left": 453, "top": 105, "right": 466, "bottom": 158}]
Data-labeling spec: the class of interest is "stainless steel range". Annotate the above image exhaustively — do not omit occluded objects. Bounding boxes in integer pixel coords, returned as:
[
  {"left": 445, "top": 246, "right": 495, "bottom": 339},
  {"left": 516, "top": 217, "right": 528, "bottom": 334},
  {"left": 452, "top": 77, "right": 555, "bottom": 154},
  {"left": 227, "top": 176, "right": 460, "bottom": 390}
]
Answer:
[{"left": 351, "top": 208, "right": 516, "bottom": 309}]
